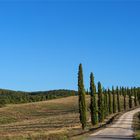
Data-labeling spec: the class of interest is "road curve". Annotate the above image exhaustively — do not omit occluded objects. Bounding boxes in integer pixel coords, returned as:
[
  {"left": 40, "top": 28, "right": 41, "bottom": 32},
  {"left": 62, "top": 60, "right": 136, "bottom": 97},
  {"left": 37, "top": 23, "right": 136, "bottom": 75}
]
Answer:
[{"left": 87, "top": 108, "right": 140, "bottom": 140}]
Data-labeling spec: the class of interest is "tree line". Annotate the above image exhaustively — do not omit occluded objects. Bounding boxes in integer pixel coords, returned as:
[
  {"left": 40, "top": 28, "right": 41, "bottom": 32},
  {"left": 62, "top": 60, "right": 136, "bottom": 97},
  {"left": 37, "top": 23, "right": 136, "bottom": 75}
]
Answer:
[
  {"left": 0, "top": 89, "right": 77, "bottom": 107},
  {"left": 78, "top": 64, "right": 140, "bottom": 129}
]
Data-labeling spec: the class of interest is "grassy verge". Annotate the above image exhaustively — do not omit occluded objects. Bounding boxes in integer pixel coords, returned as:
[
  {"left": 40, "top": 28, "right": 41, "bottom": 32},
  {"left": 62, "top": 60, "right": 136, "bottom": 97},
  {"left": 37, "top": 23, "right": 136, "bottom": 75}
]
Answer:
[{"left": 133, "top": 112, "right": 140, "bottom": 140}]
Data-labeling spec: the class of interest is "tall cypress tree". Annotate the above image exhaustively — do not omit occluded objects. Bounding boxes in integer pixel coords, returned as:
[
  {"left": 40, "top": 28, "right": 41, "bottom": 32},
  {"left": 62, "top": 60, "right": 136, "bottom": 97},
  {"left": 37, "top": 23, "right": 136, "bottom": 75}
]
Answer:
[
  {"left": 90, "top": 73, "right": 98, "bottom": 126},
  {"left": 108, "top": 88, "right": 113, "bottom": 114},
  {"left": 98, "top": 82, "right": 104, "bottom": 123},
  {"left": 104, "top": 89, "right": 109, "bottom": 118},
  {"left": 116, "top": 86, "right": 121, "bottom": 112},
  {"left": 112, "top": 86, "right": 117, "bottom": 113},
  {"left": 137, "top": 88, "right": 140, "bottom": 105},
  {"left": 78, "top": 64, "right": 87, "bottom": 130},
  {"left": 122, "top": 87, "right": 126, "bottom": 111},
  {"left": 134, "top": 87, "right": 138, "bottom": 107},
  {"left": 128, "top": 88, "right": 133, "bottom": 109}
]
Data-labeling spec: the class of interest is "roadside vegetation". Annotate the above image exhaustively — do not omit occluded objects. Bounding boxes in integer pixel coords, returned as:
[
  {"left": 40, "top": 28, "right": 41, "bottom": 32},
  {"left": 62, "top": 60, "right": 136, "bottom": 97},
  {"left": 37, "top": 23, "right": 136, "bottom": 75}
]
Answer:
[
  {"left": 78, "top": 64, "right": 140, "bottom": 130},
  {"left": 133, "top": 112, "right": 140, "bottom": 140}
]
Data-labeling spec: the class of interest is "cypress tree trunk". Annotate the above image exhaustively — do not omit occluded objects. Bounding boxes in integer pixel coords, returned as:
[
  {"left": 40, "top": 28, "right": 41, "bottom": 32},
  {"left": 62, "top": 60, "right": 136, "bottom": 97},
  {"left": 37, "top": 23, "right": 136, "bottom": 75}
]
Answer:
[
  {"left": 108, "top": 89, "right": 113, "bottom": 115},
  {"left": 116, "top": 87, "right": 121, "bottom": 112},
  {"left": 78, "top": 64, "right": 87, "bottom": 130},
  {"left": 90, "top": 73, "right": 98, "bottom": 126},
  {"left": 112, "top": 87, "right": 117, "bottom": 113},
  {"left": 98, "top": 82, "right": 104, "bottom": 123}
]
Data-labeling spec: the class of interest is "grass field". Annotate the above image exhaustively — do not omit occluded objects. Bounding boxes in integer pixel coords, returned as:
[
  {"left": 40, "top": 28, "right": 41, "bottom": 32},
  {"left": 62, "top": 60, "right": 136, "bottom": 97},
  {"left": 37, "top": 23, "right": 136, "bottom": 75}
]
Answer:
[
  {"left": 0, "top": 95, "right": 131, "bottom": 140},
  {"left": 0, "top": 96, "right": 90, "bottom": 140}
]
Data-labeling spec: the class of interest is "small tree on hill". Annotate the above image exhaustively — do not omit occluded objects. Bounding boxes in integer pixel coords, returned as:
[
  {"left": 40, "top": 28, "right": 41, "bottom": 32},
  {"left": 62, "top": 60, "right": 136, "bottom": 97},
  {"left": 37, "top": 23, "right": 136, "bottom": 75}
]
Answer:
[
  {"left": 98, "top": 82, "right": 104, "bottom": 122},
  {"left": 112, "top": 86, "right": 117, "bottom": 113},
  {"left": 116, "top": 86, "right": 121, "bottom": 112},
  {"left": 134, "top": 87, "right": 138, "bottom": 107},
  {"left": 78, "top": 64, "right": 87, "bottom": 130},
  {"left": 108, "top": 88, "right": 113, "bottom": 115},
  {"left": 90, "top": 72, "right": 98, "bottom": 126},
  {"left": 122, "top": 87, "right": 127, "bottom": 111},
  {"left": 128, "top": 88, "right": 133, "bottom": 109},
  {"left": 104, "top": 89, "right": 109, "bottom": 118}
]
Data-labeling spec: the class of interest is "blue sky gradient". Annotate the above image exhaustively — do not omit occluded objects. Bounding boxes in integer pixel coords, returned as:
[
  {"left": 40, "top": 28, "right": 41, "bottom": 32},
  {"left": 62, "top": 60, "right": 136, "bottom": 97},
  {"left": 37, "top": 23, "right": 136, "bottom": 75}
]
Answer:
[{"left": 0, "top": 0, "right": 140, "bottom": 91}]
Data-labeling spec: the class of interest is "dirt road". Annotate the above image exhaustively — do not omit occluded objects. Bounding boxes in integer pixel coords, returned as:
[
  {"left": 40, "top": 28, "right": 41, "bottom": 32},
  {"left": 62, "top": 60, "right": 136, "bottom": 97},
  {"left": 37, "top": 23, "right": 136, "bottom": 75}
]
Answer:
[{"left": 88, "top": 108, "right": 140, "bottom": 140}]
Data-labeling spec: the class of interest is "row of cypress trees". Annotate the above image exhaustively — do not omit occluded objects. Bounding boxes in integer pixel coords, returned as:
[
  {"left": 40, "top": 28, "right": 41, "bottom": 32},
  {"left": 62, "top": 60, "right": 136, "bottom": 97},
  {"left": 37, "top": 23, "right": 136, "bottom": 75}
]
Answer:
[{"left": 78, "top": 64, "right": 140, "bottom": 130}]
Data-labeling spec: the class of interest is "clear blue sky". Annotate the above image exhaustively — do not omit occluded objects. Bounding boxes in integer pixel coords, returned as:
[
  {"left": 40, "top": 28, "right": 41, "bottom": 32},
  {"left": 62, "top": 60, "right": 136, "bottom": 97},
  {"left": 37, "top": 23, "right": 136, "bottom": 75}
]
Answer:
[{"left": 0, "top": 0, "right": 139, "bottom": 91}]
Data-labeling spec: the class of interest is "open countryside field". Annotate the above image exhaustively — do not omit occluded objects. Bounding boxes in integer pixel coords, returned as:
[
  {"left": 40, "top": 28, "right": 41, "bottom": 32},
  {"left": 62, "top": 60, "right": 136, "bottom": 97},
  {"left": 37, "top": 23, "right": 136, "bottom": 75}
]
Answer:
[
  {"left": 0, "top": 95, "right": 131, "bottom": 140},
  {"left": 0, "top": 96, "right": 88, "bottom": 140}
]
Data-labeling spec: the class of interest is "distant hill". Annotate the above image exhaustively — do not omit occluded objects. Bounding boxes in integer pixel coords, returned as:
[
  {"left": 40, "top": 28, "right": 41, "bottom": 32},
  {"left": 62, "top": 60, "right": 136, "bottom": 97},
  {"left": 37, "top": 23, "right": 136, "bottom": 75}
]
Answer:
[{"left": 0, "top": 89, "right": 77, "bottom": 106}]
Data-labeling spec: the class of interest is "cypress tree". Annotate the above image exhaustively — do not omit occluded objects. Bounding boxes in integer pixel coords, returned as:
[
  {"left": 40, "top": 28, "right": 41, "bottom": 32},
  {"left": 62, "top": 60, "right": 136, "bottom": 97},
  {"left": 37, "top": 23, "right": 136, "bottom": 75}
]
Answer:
[
  {"left": 134, "top": 87, "right": 138, "bottom": 107},
  {"left": 78, "top": 64, "right": 87, "bottom": 130},
  {"left": 108, "top": 88, "right": 113, "bottom": 114},
  {"left": 104, "top": 89, "right": 109, "bottom": 118},
  {"left": 120, "top": 87, "right": 122, "bottom": 96},
  {"left": 112, "top": 86, "right": 117, "bottom": 113},
  {"left": 128, "top": 88, "right": 133, "bottom": 109},
  {"left": 90, "top": 73, "right": 98, "bottom": 126},
  {"left": 137, "top": 88, "right": 140, "bottom": 105},
  {"left": 86, "top": 89, "right": 89, "bottom": 95},
  {"left": 122, "top": 87, "right": 126, "bottom": 111},
  {"left": 98, "top": 82, "right": 104, "bottom": 123},
  {"left": 116, "top": 86, "right": 121, "bottom": 112}
]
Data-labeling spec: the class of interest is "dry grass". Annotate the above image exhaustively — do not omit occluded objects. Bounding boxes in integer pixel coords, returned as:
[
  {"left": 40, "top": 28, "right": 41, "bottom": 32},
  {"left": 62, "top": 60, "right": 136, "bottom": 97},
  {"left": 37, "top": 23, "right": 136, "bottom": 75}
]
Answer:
[
  {"left": 0, "top": 96, "right": 90, "bottom": 140},
  {"left": 0, "top": 95, "right": 131, "bottom": 140},
  {"left": 133, "top": 112, "right": 140, "bottom": 140}
]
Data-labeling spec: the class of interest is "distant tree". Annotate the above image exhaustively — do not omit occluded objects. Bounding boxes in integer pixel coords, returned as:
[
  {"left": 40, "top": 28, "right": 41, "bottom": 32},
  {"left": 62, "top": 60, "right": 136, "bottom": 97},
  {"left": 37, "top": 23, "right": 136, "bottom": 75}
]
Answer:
[
  {"left": 86, "top": 89, "right": 89, "bottom": 95},
  {"left": 128, "top": 88, "right": 133, "bottom": 109},
  {"left": 122, "top": 87, "right": 127, "bottom": 111},
  {"left": 112, "top": 86, "right": 117, "bottom": 113},
  {"left": 90, "top": 73, "right": 98, "bottom": 126},
  {"left": 134, "top": 87, "right": 138, "bottom": 107},
  {"left": 137, "top": 88, "right": 140, "bottom": 105},
  {"left": 116, "top": 87, "right": 121, "bottom": 112},
  {"left": 108, "top": 88, "right": 113, "bottom": 114},
  {"left": 104, "top": 89, "right": 109, "bottom": 118},
  {"left": 98, "top": 82, "right": 104, "bottom": 122},
  {"left": 78, "top": 64, "right": 87, "bottom": 130}
]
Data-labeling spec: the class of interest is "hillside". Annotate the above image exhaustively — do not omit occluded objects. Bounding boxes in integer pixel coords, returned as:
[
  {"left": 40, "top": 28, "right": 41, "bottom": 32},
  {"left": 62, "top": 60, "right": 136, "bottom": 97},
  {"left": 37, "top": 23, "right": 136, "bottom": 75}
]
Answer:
[
  {"left": 0, "top": 94, "right": 131, "bottom": 140},
  {"left": 0, "top": 96, "right": 90, "bottom": 140}
]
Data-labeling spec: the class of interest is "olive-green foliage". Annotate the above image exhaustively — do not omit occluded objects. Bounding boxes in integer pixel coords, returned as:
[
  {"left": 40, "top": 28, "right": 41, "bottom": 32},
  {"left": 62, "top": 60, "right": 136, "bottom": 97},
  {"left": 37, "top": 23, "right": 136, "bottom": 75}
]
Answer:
[
  {"left": 122, "top": 87, "right": 127, "bottom": 111},
  {"left": 137, "top": 88, "right": 140, "bottom": 105},
  {"left": 98, "top": 82, "right": 104, "bottom": 123},
  {"left": 0, "top": 89, "right": 77, "bottom": 106},
  {"left": 116, "top": 87, "right": 121, "bottom": 112},
  {"left": 104, "top": 90, "right": 109, "bottom": 118},
  {"left": 134, "top": 87, "right": 138, "bottom": 107},
  {"left": 112, "top": 87, "right": 117, "bottom": 113},
  {"left": 78, "top": 64, "right": 87, "bottom": 130},
  {"left": 128, "top": 88, "right": 133, "bottom": 109},
  {"left": 90, "top": 73, "right": 98, "bottom": 125},
  {"left": 108, "top": 89, "right": 113, "bottom": 115}
]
